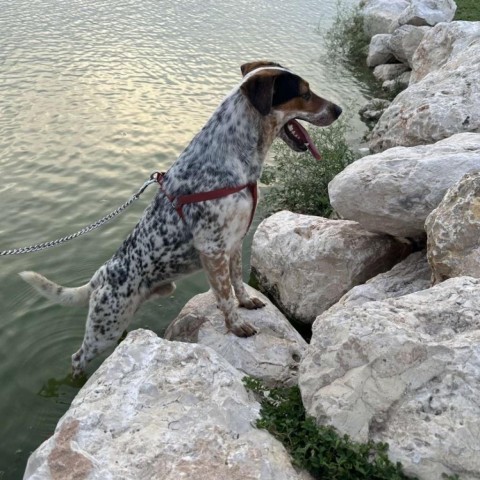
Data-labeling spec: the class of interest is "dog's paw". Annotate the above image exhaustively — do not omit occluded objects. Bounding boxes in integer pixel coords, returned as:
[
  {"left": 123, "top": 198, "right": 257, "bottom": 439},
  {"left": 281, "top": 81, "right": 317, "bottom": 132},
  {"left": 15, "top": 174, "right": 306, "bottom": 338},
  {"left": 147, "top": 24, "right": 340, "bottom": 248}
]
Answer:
[
  {"left": 239, "top": 296, "right": 266, "bottom": 310},
  {"left": 230, "top": 321, "right": 258, "bottom": 337}
]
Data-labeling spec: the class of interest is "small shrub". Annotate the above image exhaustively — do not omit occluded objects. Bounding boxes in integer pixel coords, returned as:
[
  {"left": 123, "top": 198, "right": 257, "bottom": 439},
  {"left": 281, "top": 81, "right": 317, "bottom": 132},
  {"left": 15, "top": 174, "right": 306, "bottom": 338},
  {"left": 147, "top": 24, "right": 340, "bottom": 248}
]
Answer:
[
  {"left": 244, "top": 377, "right": 415, "bottom": 480},
  {"left": 322, "top": 1, "right": 370, "bottom": 66},
  {"left": 261, "top": 119, "right": 355, "bottom": 218}
]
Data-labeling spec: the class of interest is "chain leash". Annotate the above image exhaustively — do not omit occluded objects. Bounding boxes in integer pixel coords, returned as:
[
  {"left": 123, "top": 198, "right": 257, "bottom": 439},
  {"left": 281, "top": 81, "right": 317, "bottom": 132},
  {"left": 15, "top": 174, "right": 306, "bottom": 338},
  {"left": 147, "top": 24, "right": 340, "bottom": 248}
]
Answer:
[{"left": 0, "top": 174, "right": 159, "bottom": 256}]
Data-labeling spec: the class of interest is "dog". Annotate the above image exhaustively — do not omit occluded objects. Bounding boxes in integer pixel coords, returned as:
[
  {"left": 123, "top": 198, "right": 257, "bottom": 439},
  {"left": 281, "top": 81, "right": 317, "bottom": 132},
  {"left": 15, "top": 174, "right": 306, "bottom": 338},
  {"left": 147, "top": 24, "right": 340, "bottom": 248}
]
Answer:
[{"left": 20, "top": 61, "right": 342, "bottom": 376}]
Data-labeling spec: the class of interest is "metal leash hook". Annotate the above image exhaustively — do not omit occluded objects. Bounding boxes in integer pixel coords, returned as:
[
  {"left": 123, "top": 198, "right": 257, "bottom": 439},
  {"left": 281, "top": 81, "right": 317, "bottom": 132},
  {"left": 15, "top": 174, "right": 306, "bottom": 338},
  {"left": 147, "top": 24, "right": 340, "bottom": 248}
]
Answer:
[{"left": 0, "top": 173, "right": 159, "bottom": 256}]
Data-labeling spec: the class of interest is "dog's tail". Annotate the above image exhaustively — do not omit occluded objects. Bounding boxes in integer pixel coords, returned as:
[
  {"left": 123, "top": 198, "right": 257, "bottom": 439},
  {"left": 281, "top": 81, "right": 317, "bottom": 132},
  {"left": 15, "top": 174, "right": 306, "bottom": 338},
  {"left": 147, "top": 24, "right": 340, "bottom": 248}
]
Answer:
[{"left": 19, "top": 271, "right": 91, "bottom": 307}]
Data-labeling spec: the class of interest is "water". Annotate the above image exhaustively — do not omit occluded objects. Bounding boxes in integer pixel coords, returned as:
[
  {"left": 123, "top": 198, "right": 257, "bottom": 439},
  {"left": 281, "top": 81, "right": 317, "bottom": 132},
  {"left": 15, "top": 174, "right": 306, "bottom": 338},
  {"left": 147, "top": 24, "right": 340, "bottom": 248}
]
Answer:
[{"left": 0, "top": 0, "right": 368, "bottom": 477}]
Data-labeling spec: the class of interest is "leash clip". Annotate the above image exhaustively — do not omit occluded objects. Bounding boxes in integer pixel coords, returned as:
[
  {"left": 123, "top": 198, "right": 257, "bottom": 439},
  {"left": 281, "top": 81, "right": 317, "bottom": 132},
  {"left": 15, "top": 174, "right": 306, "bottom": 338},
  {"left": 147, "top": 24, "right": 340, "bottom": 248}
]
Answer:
[{"left": 150, "top": 171, "right": 165, "bottom": 184}]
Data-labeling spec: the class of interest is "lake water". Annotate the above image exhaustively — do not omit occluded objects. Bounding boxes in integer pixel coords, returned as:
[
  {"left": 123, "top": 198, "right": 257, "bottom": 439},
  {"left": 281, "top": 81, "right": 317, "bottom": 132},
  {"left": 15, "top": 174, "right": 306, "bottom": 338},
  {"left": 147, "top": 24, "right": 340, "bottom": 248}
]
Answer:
[{"left": 0, "top": 0, "right": 368, "bottom": 477}]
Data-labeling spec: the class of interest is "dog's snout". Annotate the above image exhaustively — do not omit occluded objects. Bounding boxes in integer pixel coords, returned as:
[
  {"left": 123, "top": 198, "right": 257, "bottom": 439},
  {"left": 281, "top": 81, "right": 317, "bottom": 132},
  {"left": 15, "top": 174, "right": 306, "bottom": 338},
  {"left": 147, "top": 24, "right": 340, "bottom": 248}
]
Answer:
[{"left": 332, "top": 104, "right": 342, "bottom": 119}]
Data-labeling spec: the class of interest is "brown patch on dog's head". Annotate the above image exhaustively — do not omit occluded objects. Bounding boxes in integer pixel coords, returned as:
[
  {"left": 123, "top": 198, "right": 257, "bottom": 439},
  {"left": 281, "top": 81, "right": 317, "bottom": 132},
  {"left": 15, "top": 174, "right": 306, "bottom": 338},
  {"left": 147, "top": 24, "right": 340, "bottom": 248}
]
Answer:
[{"left": 240, "top": 70, "right": 278, "bottom": 116}]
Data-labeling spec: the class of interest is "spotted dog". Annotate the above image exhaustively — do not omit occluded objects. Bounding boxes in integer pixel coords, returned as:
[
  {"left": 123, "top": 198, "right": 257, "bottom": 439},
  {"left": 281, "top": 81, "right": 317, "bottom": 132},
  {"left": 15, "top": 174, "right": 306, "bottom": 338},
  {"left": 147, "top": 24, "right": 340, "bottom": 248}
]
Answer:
[{"left": 20, "top": 61, "right": 342, "bottom": 376}]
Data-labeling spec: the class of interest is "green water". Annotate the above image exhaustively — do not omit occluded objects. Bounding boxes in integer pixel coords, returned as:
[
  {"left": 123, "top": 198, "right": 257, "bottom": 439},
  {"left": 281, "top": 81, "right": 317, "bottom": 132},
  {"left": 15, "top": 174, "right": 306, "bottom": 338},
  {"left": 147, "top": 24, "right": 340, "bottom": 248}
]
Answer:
[{"left": 0, "top": 0, "right": 368, "bottom": 477}]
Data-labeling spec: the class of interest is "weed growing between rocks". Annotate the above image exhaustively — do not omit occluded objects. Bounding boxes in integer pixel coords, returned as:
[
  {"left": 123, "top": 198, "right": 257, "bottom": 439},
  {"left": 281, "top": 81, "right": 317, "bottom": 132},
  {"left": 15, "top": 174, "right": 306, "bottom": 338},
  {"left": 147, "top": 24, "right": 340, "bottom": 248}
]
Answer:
[
  {"left": 243, "top": 377, "right": 415, "bottom": 480},
  {"left": 322, "top": 1, "right": 369, "bottom": 66},
  {"left": 261, "top": 119, "right": 355, "bottom": 217}
]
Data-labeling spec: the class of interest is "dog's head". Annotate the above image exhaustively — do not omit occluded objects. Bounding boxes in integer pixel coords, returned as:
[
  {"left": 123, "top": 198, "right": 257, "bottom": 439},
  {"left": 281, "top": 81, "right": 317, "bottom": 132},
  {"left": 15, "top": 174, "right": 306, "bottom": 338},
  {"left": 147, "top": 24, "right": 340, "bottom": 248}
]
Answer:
[{"left": 240, "top": 61, "right": 342, "bottom": 160}]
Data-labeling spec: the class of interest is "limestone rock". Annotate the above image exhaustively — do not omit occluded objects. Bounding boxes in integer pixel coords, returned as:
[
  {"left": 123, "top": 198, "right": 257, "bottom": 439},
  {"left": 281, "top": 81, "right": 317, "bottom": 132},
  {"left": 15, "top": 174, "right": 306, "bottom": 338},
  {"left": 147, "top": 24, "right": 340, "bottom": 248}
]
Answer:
[
  {"left": 300, "top": 277, "right": 480, "bottom": 480},
  {"left": 329, "top": 251, "right": 431, "bottom": 313},
  {"left": 382, "top": 71, "right": 411, "bottom": 92},
  {"left": 388, "top": 24, "right": 430, "bottom": 67},
  {"left": 367, "top": 34, "right": 395, "bottom": 67},
  {"left": 164, "top": 285, "right": 306, "bottom": 387},
  {"left": 373, "top": 63, "right": 410, "bottom": 82},
  {"left": 359, "top": 98, "right": 391, "bottom": 122},
  {"left": 360, "top": 0, "right": 409, "bottom": 37},
  {"left": 426, "top": 171, "right": 480, "bottom": 283},
  {"left": 369, "top": 24, "right": 480, "bottom": 152},
  {"left": 395, "top": 0, "right": 456, "bottom": 28},
  {"left": 251, "top": 211, "right": 410, "bottom": 324},
  {"left": 411, "top": 21, "right": 480, "bottom": 84},
  {"left": 329, "top": 133, "right": 480, "bottom": 237},
  {"left": 24, "top": 330, "right": 307, "bottom": 480}
]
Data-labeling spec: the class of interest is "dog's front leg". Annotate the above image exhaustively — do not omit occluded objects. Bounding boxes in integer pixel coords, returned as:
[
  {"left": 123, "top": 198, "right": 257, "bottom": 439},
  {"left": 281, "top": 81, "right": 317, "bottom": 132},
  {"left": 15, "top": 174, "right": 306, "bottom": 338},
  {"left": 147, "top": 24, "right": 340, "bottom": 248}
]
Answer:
[
  {"left": 200, "top": 251, "right": 257, "bottom": 337},
  {"left": 229, "top": 244, "right": 265, "bottom": 310}
]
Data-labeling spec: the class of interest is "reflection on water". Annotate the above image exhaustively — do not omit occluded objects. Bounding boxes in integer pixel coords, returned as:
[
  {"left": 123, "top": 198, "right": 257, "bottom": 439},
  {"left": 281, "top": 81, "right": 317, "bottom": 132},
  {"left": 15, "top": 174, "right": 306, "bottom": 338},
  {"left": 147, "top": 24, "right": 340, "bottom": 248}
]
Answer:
[{"left": 0, "top": 0, "right": 365, "bottom": 477}]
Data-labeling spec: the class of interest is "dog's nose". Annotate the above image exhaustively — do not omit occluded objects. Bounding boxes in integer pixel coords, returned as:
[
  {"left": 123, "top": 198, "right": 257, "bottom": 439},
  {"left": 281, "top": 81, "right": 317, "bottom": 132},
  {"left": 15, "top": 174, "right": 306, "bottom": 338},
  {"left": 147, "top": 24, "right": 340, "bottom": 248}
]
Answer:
[{"left": 332, "top": 104, "right": 342, "bottom": 119}]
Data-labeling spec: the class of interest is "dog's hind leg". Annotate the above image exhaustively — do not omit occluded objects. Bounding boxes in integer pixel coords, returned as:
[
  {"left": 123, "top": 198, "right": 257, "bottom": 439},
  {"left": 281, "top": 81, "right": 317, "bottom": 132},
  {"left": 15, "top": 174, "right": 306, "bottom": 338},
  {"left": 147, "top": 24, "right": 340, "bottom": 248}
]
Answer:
[
  {"left": 200, "top": 251, "right": 257, "bottom": 337},
  {"left": 71, "top": 286, "right": 138, "bottom": 377},
  {"left": 229, "top": 244, "right": 265, "bottom": 310}
]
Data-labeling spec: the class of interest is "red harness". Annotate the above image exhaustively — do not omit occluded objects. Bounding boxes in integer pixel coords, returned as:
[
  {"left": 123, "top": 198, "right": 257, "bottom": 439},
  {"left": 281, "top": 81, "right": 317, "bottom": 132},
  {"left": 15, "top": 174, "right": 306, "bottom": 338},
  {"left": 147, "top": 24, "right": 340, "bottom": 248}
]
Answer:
[{"left": 152, "top": 172, "right": 258, "bottom": 232}]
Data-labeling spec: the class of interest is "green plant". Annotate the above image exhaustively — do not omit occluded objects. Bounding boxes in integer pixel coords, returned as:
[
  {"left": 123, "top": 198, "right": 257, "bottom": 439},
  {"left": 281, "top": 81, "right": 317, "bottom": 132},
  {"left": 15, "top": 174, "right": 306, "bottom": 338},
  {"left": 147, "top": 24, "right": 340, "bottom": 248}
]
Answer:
[
  {"left": 454, "top": 0, "right": 480, "bottom": 20},
  {"left": 322, "top": 1, "right": 370, "bottom": 66},
  {"left": 243, "top": 377, "right": 415, "bottom": 480},
  {"left": 261, "top": 119, "right": 355, "bottom": 217}
]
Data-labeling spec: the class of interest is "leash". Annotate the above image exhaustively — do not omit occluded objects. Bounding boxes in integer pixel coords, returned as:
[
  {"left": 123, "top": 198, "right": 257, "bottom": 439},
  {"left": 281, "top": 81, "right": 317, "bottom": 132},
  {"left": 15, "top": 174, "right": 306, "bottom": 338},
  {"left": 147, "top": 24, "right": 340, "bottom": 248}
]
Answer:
[
  {"left": 0, "top": 173, "right": 158, "bottom": 256},
  {"left": 1, "top": 171, "right": 258, "bottom": 256}
]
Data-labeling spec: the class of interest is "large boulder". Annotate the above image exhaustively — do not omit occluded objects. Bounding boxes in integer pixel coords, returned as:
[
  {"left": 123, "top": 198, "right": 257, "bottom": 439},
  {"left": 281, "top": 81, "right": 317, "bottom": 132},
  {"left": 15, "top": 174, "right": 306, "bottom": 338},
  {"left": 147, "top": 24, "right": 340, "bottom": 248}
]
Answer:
[
  {"left": 24, "top": 330, "right": 307, "bottom": 480},
  {"left": 251, "top": 211, "right": 410, "bottom": 324},
  {"left": 388, "top": 24, "right": 430, "bottom": 67},
  {"left": 299, "top": 277, "right": 480, "bottom": 480},
  {"left": 395, "top": 0, "right": 456, "bottom": 28},
  {"left": 329, "top": 133, "right": 480, "bottom": 238},
  {"left": 328, "top": 251, "right": 431, "bottom": 313},
  {"left": 366, "top": 34, "right": 395, "bottom": 67},
  {"left": 369, "top": 23, "right": 480, "bottom": 153},
  {"left": 164, "top": 285, "right": 306, "bottom": 387},
  {"left": 360, "top": 0, "right": 410, "bottom": 37},
  {"left": 411, "top": 21, "right": 480, "bottom": 83},
  {"left": 360, "top": 0, "right": 456, "bottom": 38},
  {"left": 426, "top": 172, "right": 480, "bottom": 283}
]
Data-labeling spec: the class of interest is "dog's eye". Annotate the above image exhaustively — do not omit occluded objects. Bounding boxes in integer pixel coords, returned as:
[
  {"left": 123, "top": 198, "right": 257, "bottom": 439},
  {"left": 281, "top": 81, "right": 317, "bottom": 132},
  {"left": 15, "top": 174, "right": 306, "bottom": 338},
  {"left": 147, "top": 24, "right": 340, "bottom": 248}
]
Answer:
[{"left": 302, "top": 92, "right": 311, "bottom": 101}]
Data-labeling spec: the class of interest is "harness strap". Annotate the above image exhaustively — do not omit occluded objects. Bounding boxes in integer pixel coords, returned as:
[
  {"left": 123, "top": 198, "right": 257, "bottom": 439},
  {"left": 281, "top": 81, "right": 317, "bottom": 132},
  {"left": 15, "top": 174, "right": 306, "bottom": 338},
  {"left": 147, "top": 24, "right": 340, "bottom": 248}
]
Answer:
[{"left": 152, "top": 172, "right": 258, "bottom": 233}]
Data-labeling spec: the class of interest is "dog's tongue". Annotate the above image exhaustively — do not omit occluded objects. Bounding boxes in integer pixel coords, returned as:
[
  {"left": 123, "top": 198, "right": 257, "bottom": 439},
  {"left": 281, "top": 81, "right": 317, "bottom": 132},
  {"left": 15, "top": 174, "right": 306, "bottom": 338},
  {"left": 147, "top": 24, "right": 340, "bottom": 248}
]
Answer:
[{"left": 289, "top": 119, "right": 322, "bottom": 161}]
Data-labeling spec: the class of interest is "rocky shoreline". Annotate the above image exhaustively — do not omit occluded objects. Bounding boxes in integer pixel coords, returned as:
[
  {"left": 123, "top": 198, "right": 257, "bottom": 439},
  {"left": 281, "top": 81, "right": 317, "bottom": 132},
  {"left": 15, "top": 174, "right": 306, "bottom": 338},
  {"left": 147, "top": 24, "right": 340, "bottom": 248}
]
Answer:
[{"left": 25, "top": 1, "right": 480, "bottom": 479}]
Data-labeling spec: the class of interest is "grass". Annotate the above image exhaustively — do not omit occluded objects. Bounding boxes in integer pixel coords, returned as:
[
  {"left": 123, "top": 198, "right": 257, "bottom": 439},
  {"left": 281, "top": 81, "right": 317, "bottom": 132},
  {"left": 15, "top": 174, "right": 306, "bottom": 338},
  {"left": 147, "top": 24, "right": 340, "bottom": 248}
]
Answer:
[
  {"left": 243, "top": 378, "right": 415, "bottom": 480},
  {"left": 260, "top": 119, "right": 355, "bottom": 218},
  {"left": 454, "top": 0, "right": 480, "bottom": 20}
]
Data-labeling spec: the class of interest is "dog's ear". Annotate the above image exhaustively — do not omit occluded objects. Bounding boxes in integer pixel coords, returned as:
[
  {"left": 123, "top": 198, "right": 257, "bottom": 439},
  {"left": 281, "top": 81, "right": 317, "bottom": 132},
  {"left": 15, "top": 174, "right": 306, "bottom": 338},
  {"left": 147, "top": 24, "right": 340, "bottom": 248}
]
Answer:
[
  {"left": 240, "top": 61, "right": 282, "bottom": 76},
  {"left": 240, "top": 72, "right": 277, "bottom": 116}
]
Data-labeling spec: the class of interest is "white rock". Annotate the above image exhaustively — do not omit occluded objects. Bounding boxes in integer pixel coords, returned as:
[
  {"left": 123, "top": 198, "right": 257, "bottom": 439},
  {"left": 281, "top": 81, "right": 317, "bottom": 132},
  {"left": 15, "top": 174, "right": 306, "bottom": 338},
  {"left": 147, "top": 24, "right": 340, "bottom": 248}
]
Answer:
[
  {"left": 373, "top": 63, "right": 410, "bottom": 82},
  {"left": 388, "top": 24, "right": 430, "bottom": 67},
  {"left": 24, "top": 330, "right": 307, "bottom": 480},
  {"left": 396, "top": 0, "right": 457, "bottom": 28},
  {"left": 300, "top": 276, "right": 480, "bottom": 480},
  {"left": 367, "top": 34, "right": 395, "bottom": 67},
  {"left": 329, "top": 251, "right": 431, "bottom": 313},
  {"left": 251, "top": 211, "right": 410, "bottom": 324},
  {"left": 370, "top": 24, "right": 480, "bottom": 152},
  {"left": 329, "top": 133, "right": 480, "bottom": 237},
  {"left": 426, "top": 172, "right": 480, "bottom": 283},
  {"left": 411, "top": 21, "right": 480, "bottom": 83},
  {"left": 359, "top": 98, "right": 391, "bottom": 121},
  {"left": 360, "top": 0, "right": 409, "bottom": 37},
  {"left": 382, "top": 71, "right": 411, "bottom": 92},
  {"left": 164, "top": 285, "right": 306, "bottom": 387}
]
